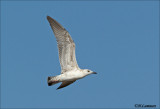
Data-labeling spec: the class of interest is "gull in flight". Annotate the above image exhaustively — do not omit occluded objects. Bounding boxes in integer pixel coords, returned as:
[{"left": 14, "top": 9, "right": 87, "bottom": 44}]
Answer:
[{"left": 47, "top": 16, "right": 97, "bottom": 89}]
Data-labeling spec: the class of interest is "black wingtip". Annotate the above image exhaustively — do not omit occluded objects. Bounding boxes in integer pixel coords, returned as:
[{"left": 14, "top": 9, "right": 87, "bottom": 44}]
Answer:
[
  {"left": 56, "top": 86, "right": 62, "bottom": 90},
  {"left": 56, "top": 87, "right": 62, "bottom": 90}
]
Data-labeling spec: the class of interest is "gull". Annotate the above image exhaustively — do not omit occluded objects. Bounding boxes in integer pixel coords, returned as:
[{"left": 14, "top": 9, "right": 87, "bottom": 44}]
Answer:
[{"left": 47, "top": 16, "right": 97, "bottom": 89}]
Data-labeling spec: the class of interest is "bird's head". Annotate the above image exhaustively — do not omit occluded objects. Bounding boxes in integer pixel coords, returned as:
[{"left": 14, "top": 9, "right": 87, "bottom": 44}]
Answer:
[{"left": 82, "top": 69, "right": 97, "bottom": 75}]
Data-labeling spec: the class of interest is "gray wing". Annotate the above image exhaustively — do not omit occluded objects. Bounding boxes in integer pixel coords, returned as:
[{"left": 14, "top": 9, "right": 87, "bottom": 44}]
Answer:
[
  {"left": 57, "top": 80, "right": 76, "bottom": 90},
  {"left": 47, "top": 16, "right": 79, "bottom": 73}
]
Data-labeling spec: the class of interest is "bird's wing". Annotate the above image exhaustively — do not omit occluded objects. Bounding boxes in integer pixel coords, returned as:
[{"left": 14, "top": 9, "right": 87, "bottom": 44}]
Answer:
[
  {"left": 47, "top": 16, "right": 79, "bottom": 73},
  {"left": 57, "top": 80, "right": 76, "bottom": 89}
]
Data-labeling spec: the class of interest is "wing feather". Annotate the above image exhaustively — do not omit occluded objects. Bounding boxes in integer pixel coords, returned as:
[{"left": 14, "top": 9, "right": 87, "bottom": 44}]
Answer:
[
  {"left": 57, "top": 80, "right": 76, "bottom": 89},
  {"left": 47, "top": 16, "right": 79, "bottom": 73}
]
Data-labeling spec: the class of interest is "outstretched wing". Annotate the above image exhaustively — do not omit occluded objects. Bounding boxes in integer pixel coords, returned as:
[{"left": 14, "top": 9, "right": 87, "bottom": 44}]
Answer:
[
  {"left": 47, "top": 16, "right": 79, "bottom": 73},
  {"left": 57, "top": 80, "right": 76, "bottom": 90}
]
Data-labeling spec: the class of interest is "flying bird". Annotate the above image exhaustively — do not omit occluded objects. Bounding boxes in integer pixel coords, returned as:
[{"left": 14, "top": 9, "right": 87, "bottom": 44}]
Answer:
[{"left": 47, "top": 16, "right": 97, "bottom": 89}]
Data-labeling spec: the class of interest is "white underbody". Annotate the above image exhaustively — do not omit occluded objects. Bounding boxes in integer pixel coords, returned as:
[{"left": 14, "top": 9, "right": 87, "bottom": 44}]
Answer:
[{"left": 56, "top": 68, "right": 87, "bottom": 82}]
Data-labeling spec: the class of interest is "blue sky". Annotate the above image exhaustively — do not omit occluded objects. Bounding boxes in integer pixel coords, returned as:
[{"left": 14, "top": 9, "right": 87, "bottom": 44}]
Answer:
[{"left": 1, "top": 1, "right": 159, "bottom": 108}]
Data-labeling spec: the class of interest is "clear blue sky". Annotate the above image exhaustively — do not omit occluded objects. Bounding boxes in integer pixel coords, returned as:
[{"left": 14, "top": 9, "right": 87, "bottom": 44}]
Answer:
[{"left": 1, "top": 1, "right": 159, "bottom": 108}]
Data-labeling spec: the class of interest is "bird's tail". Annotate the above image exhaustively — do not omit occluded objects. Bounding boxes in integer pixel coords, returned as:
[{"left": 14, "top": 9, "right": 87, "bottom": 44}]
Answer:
[{"left": 47, "top": 76, "right": 60, "bottom": 86}]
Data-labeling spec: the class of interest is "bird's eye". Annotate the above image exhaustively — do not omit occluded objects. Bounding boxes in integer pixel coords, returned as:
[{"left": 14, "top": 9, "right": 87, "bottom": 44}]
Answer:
[{"left": 88, "top": 70, "right": 90, "bottom": 72}]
